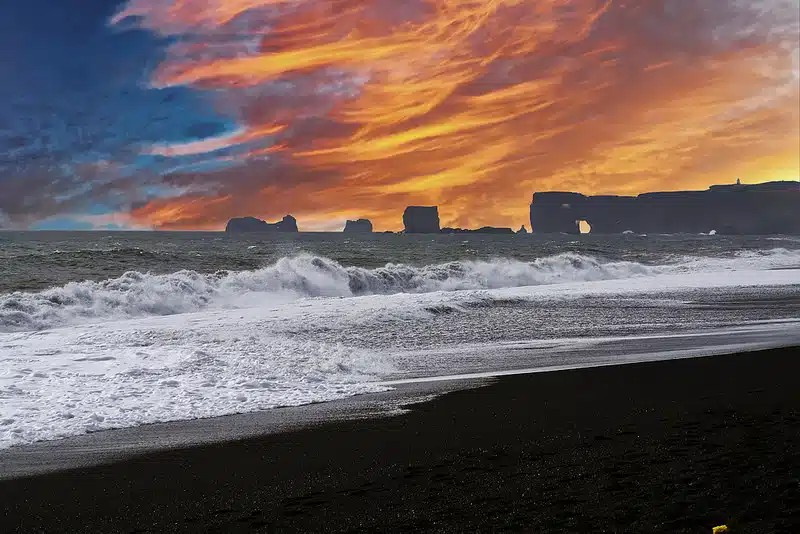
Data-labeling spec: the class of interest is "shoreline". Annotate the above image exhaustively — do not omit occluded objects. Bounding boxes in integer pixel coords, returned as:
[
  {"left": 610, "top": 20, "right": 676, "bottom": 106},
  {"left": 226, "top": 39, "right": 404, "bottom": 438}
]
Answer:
[
  {"left": 0, "top": 378, "right": 482, "bottom": 480},
  {"left": 2, "top": 320, "right": 798, "bottom": 479},
  {"left": 2, "top": 347, "right": 798, "bottom": 532}
]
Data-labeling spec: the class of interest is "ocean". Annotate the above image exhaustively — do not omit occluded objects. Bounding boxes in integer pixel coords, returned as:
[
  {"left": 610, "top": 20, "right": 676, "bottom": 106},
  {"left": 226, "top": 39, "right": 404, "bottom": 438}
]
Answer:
[{"left": 1, "top": 231, "right": 799, "bottom": 449}]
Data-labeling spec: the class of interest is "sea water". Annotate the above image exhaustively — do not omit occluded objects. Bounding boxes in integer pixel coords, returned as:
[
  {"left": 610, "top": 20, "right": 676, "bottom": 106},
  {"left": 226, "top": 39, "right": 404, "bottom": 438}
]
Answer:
[{"left": 1, "top": 232, "right": 799, "bottom": 448}]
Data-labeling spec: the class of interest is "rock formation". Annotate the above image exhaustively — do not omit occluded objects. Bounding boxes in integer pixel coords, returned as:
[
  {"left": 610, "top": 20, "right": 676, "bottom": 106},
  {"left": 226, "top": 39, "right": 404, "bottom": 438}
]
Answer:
[
  {"left": 403, "top": 205, "right": 517, "bottom": 234},
  {"left": 530, "top": 181, "right": 800, "bottom": 235},
  {"left": 403, "top": 206, "right": 440, "bottom": 233},
  {"left": 343, "top": 219, "right": 373, "bottom": 233},
  {"left": 441, "top": 226, "right": 514, "bottom": 234},
  {"left": 225, "top": 215, "right": 299, "bottom": 233}
]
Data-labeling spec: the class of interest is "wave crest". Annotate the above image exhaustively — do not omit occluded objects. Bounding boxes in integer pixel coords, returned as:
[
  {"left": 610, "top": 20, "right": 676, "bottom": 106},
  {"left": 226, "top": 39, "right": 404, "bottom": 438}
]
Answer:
[{"left": 1, "top": 249, "right": 797, "bottom": 332}]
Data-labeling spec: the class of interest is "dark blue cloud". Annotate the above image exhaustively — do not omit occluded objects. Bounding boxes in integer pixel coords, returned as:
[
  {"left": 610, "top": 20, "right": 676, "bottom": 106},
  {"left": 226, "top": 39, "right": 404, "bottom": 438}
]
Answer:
[{"left": 0, "top": 0, "right": 229, "bottom": 227}]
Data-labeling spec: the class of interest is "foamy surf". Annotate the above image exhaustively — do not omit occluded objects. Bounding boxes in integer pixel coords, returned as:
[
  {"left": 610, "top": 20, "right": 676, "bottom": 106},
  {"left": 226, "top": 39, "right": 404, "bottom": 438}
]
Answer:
[
  {"left": 0, "top": 329, "right": 392, "bottom": 449},
  {"left": 1, "top": 248, "right": 798, "bottom": 332},
  {"left": 1, "top": 263, "right": 798, "bottom": 449}
]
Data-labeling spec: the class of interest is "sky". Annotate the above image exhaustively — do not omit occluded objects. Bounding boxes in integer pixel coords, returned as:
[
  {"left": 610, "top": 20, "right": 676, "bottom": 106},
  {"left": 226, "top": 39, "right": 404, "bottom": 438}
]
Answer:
[{"left": 0, "top": 0, "right": 798, "bottom": 231}]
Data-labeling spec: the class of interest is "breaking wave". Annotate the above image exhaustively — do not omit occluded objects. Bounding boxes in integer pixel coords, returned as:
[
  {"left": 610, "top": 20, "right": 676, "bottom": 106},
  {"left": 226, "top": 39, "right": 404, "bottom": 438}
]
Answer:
[{"left": 1, "top": 249, "right": 798, "bottom": 332}]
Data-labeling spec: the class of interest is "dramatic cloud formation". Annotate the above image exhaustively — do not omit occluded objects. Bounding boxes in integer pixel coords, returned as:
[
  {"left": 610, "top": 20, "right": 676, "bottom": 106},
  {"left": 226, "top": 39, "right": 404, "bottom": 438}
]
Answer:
[{"left": 2, "top": 0, "right": 798, "bottom": 229}]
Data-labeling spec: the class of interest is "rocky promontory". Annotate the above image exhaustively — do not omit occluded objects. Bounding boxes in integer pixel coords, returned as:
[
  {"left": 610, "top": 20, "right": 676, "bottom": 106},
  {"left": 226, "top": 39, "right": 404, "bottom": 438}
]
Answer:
[
  {"left": 225, "top": 215, "right": 298, "bottom": 233},
  {"left": 343, "top": 219, "right": 373, "bottom": 233},
  {"left": 530, "top": 181, "right": 800, "bottom": 235}
]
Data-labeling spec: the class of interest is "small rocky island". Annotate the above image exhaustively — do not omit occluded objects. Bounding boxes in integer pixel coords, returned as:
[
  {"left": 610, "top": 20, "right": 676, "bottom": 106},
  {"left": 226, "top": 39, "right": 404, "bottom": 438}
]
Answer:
[
  {"left": 403, "top": 206, "right": 519, "bottom": 234},
  {"left": 403, "top": 206, "right": 440, "bottom": 233},
  {"left": 530, "top": 181, "right": 800, "bottom": 235},
  {"left": 441, "top": 226, "right": 514, "bottom": 234},
  {"left": 343, "top": 219, "right": 373, "bottom": 233},
  {"left": 225, "top": 215, "right": 298, "bottom": 233}
]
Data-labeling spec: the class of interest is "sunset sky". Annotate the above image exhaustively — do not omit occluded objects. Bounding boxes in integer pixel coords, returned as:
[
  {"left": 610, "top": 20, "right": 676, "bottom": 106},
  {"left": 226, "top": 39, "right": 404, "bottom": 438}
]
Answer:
[{"left": 1, "top": 0, "right": 798, "bottom": 231}]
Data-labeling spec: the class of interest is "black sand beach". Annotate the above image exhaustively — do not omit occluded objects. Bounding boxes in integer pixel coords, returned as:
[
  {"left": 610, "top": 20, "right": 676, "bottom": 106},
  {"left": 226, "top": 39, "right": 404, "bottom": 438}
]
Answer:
[{"left": 2, "top": 347, "right": 799, "bottom": 533}]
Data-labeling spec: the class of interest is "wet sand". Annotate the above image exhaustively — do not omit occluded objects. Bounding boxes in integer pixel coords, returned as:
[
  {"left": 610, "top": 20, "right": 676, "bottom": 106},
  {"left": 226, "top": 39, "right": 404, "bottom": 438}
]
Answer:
[{"left": 2, "top": 347, "right": 799, "bottom": 533}]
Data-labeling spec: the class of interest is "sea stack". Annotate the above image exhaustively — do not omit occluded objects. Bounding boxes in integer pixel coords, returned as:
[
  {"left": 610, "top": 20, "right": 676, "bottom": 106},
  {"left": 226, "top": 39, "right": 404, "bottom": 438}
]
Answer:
[
  {"left": 529, "top": 181, "right": 800, "bottom": 235},
  {"left": 343, "top": 219, "right": 373, "bottom": 233},
  {"left": 403, "top": 206, "right": 440, "bottom": 233},
  {"left": 225, "top": 215, "right": 299, "bottom": 233}
]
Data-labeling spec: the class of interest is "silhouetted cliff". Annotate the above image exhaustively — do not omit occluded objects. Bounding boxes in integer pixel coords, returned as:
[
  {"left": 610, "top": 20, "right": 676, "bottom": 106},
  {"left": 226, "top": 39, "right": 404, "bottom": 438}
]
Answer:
[
  {"left": 441, "top": 226, "right": 514, "bottom": 234},
  {"left": 403, "top": 206, "right": 440, "bottom": 233},
  {"left": 226, "top": 215, "right": 298, "bottom": 233},
  {"left": 343, "top": 219, "right": 373, "bottom": 233},
  {"left": 530, "top": 181, "right": 800, "bottom": 235}
]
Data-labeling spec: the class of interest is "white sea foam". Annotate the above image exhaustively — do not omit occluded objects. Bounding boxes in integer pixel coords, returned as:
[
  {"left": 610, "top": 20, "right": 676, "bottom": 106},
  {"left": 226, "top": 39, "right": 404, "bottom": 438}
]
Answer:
[
  {"left": 2, "top": 249, "right": 799, "bottom": 332},
  {"left": 1, "top": 263, "right": 799, "bottom": 449},
  {"left": 0, "top": 326, "right": 392, "bottom": 449},
  {"left": 1, "top": 247, "right": 799, "bottom": 449}
]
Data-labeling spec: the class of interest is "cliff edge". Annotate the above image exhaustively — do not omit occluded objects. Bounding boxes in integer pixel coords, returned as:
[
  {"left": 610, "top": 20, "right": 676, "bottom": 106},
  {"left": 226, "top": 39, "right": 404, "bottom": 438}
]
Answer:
[
  {"left": 530, "top": 181, "right": 800, "bottom": 235},
  {"left": 226, "top": 215, "right": 299, "bottom": 233}
]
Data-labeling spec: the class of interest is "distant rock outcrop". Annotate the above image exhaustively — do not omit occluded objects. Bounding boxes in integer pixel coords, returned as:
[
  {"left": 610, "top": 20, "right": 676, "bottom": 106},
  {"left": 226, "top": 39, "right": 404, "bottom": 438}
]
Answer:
[
  {"left": 226, "top": 215, "right": 299, "bottom": 233},
  {"left": 441, "top": 226, "right": 514, "bottom": 234},
  {"left": 343, "top": 219, "right": 373, "bottom": 233},
  {"left": 403, "top": 206, "right": 440, "bottom": 233},
  {"left": 530, "top": 181, "right": 800, "bottom": 235}
]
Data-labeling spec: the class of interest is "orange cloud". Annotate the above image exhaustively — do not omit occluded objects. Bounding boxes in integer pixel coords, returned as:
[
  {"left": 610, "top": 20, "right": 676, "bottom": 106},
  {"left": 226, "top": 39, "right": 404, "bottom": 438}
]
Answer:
[
  {"left": 114, "top": 0, "right": 800, "bottom": 231},
  {"left": 143, "top": 124, "right": 285, "bottom": 157}
]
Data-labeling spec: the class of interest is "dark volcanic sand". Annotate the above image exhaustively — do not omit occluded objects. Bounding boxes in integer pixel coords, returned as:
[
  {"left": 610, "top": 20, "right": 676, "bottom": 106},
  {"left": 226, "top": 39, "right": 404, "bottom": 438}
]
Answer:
[{"left": 2, "top": 348, "right": 799, "bottom": 533}]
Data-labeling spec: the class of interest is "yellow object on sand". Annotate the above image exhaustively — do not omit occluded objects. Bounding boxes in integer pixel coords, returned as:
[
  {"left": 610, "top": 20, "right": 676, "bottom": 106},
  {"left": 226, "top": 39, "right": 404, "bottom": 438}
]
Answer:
[{"left": 712, "top": 526, "right": 729, "bottom": 534}]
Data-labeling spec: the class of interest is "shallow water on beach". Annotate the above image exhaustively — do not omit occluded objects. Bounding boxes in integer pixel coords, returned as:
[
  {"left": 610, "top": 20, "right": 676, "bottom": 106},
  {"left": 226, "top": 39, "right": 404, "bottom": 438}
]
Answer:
[{"left": 1, "top": 232, "right": 799, "bottom": 448}]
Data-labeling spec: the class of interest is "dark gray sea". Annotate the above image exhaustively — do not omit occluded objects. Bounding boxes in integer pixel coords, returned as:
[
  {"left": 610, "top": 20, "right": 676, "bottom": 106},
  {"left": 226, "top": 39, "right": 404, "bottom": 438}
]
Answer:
[{"left": 2, "top": 231, "right": 799, "bottom": 292}]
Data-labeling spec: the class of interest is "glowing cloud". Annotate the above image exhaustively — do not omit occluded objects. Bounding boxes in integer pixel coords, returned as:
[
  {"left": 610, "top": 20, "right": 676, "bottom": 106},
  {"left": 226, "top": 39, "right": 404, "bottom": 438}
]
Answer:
[
  {"left": 143, "top": 124, "right": 285, "bottom": 157},
  {"left": 111, "top": 0, "right": 799, "bottom": 230}
]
